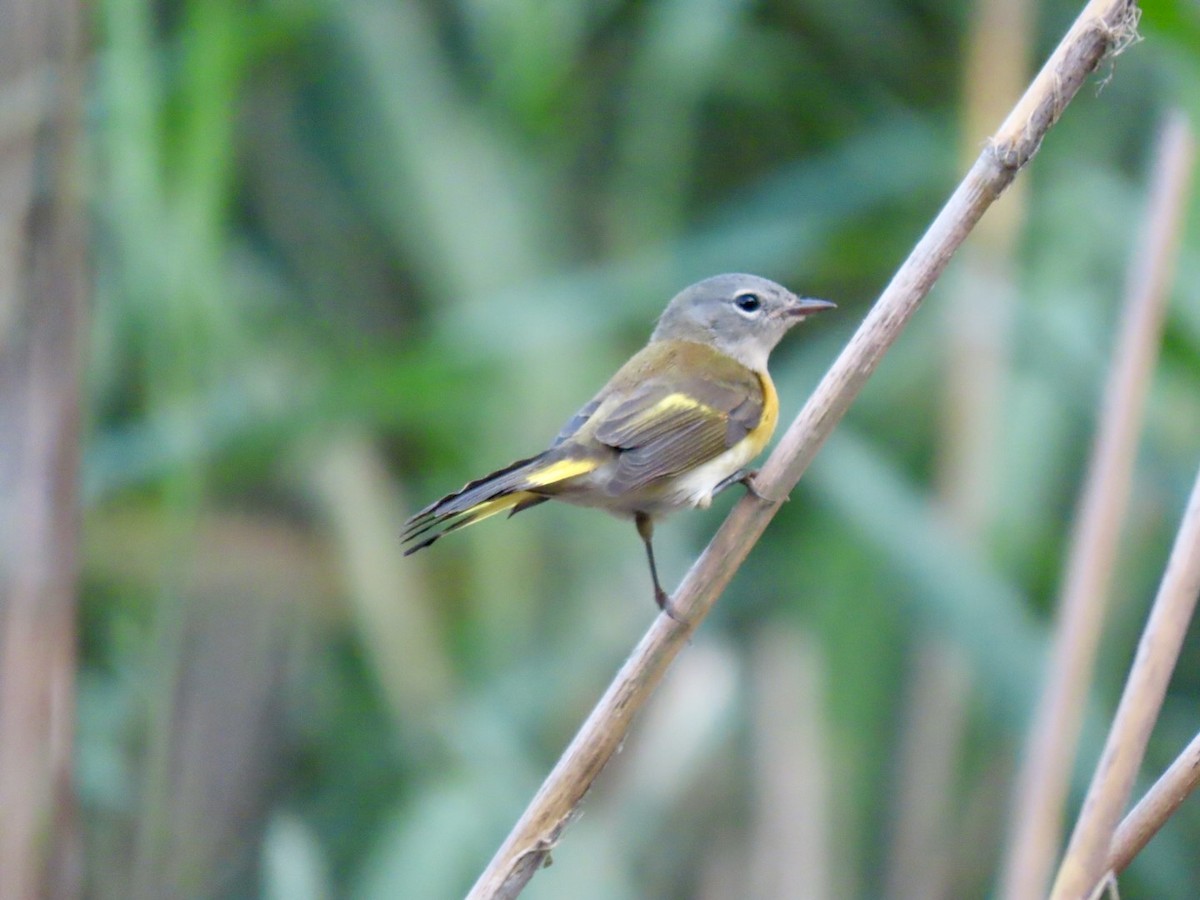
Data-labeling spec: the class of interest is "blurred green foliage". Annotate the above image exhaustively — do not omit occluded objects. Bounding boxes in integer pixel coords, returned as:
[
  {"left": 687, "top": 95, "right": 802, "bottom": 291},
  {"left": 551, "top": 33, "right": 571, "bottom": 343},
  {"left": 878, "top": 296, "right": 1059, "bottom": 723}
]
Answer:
[{"left": 82, "top": 0, "right": 1200, "bottom": 897}]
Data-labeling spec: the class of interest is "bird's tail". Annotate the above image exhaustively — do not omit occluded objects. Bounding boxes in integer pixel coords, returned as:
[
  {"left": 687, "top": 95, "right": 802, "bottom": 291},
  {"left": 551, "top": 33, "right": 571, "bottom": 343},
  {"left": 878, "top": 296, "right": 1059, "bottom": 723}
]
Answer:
[{"left": 402, "top": 452, "right": 598, "bottom": 554}]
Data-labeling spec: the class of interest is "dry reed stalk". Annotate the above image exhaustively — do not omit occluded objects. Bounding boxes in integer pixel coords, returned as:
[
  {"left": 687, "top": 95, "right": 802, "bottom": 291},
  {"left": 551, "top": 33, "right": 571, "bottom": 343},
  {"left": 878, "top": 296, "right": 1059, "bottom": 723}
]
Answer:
[
  {"left": 936, "top": 0, "right": 1032, "bottom": 528},
  {"left": 1105, "top": 729, "right": 1200, "bottom": 879},
  {"left": 1000, "top": 110, "right": 1195, "bottom": 900},
  {"left": 749, "top": 629, "right": 833, "bottom": 900},
  {"left": 885, "top": 644, "right": 972, "bottom": 900},
  {"left": 469, "top": 2, "right": 1141, "bottom": 896},
  {"left": 0, "top": 1, "right": 87, "bottom": 896},
  {"left": 1052, "top": 426, "right": 1200, "bottom": 897}
]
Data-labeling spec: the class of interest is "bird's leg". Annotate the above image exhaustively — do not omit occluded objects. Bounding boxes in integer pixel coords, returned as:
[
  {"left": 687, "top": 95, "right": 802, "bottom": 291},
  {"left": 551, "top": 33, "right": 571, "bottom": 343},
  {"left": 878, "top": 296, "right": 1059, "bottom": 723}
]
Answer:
[
  {"left": 635, "top": 512, "right": 680, "bottom": 621},
  {"left": 713, "top": 468, "right": 788, "bottom": 504}
]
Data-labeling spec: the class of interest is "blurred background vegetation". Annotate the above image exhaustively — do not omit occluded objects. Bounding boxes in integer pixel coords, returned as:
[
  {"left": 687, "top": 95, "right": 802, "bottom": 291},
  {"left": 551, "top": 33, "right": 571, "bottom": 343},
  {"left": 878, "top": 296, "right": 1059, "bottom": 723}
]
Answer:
[{"left": 71, "top": 0, "right": 1200, "bottom": 896}]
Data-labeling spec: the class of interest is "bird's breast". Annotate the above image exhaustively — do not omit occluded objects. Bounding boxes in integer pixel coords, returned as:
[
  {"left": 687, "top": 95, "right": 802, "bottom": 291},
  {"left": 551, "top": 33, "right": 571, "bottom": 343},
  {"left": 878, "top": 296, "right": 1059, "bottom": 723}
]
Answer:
[{"left": 746, "top": 369, "right": 778, "bottom": 455}]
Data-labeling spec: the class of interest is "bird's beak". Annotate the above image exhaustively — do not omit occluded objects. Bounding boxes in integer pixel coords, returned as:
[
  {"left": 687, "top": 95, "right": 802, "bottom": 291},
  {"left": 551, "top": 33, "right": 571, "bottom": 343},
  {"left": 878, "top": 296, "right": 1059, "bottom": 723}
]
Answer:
[{"left": 783, "top": 297, "right": 837, "bottom": 319}]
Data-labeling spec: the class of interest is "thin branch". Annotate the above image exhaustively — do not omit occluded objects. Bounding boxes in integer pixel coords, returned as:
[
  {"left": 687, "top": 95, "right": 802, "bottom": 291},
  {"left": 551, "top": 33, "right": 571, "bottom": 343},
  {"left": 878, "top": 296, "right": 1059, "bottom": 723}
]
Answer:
[
  {"left": 1052, "top": 446, "right": 1200, "bottom": 896},
  {"left": 1105, "top": 729, "right": 1200, "bottom": 879},
  {"left": 1000, "top": 110, "right": 1196, "bottom": 900},
  {"left": 468, "top": 1, "right": 1141, "bottom": 896}
]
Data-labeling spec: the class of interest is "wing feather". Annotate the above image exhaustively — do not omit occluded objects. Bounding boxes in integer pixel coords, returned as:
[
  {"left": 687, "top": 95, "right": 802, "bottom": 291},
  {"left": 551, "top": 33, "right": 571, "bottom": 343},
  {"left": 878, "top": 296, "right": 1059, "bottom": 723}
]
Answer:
[
  {"left": 553, "top": 398, "right": 601, "bottom": 447},
  {"left": 592, "top": 372, "right": 764, "bottom": 493}
]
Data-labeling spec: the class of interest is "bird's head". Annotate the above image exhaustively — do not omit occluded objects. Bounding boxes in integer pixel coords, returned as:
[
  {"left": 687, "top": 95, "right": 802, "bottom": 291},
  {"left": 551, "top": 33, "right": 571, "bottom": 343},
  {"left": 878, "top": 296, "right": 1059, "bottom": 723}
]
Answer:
[{"left": 651, "top": 273, "right": 835, "bottom": 370}]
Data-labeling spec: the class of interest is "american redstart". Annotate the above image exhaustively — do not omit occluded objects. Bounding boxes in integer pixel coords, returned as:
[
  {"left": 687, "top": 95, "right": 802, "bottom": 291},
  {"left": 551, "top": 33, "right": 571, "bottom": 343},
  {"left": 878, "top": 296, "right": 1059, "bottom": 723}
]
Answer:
[{"left": 403, "top": 274, "right": 835, "bottom": 612}]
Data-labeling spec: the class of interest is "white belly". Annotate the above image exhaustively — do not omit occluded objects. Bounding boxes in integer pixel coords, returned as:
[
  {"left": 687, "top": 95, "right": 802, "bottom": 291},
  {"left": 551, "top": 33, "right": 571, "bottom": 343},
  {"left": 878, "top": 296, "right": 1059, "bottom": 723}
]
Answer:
[{"left": 660, "top": 439, "right": 760, "bottom": 509}]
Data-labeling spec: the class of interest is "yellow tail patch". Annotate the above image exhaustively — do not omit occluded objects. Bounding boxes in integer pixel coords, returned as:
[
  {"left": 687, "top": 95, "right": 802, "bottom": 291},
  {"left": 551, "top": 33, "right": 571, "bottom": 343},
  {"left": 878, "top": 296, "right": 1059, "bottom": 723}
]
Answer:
[
  {"left": 456, "top": 493, "right": 535, "bottom": 528},
  {"left": 523, "top": 457, "right": 598, "bottom": 488}
]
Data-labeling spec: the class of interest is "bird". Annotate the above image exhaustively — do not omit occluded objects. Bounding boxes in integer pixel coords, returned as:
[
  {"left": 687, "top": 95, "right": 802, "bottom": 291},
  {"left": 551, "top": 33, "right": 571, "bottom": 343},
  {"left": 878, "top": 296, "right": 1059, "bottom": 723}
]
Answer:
[{"left": 402, "top": 273, "right": 835, "bottom": 613}]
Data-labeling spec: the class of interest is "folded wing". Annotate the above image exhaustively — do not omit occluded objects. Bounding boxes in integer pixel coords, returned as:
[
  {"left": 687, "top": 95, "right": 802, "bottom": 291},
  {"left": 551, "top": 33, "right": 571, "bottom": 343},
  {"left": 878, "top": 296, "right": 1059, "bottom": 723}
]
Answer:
[{"left": 594, "top": 375, "right": 763, "bottom": 493}]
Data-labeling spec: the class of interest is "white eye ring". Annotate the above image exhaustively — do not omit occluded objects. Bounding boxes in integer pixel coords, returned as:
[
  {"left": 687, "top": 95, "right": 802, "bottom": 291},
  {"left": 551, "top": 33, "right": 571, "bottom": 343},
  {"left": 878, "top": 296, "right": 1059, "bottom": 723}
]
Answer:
[{"left": 733, "top": 292, "right": 762, "bottom": 314}]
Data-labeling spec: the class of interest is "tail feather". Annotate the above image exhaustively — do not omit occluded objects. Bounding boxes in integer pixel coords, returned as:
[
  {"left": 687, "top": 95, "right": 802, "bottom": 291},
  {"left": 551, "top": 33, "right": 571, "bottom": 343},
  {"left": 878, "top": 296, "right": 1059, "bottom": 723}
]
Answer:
[
  {"left": 507, "top": 495, "right": 549, "bottom": 518},
  {"left": 403, "top": 452, "right": 545, "bottom": 533},
  {"left": 402, "top": 451, "right": 598, "bottom": 553},
  {"left": 403, "top": 492, "right": 539, "bottom": 554}
]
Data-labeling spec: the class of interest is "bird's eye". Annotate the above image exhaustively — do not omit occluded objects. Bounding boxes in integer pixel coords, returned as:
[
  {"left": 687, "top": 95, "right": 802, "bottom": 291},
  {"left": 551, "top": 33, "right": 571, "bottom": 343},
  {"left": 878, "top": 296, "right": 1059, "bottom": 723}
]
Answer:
[{"left": 734, "top": 292, "right": 762, "bottom": 314}]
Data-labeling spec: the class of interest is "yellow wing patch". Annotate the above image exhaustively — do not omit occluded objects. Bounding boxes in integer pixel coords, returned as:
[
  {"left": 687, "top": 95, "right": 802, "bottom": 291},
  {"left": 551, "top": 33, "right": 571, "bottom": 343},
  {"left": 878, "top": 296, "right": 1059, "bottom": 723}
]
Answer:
[
  {"left": 655, "top": 393, "right": 705, "bottom": 412},
  {"left": 602, "top": 393, "right": 715, "bottom": 446},
  {"left": 523, "top": 456, "right": 600, "bottom": 487}
]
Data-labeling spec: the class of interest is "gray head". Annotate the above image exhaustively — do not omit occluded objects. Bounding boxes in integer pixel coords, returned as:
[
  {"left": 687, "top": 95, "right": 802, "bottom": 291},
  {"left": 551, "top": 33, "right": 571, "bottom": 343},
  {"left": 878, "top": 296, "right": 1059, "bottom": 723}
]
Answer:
[{"left": 651, "top": 273, "right": 835, "bottom": 370}]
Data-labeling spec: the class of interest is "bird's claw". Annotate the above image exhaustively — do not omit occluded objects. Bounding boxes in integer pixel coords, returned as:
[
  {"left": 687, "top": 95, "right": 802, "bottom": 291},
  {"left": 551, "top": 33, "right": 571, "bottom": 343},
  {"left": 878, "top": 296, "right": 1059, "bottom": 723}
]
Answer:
[
  {"left": 740, "top": 469, "right": 788, "bottom": 504},
  {"left": 656, "top": 588, "right": 684, "bottom": 622}
]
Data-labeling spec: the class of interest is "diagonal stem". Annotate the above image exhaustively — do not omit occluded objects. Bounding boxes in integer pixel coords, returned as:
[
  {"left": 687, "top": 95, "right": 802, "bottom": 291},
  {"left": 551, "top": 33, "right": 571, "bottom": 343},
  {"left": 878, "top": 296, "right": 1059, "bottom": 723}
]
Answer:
[{"left": 1104, "top": 729, "right": 1200, "bottom": 881}]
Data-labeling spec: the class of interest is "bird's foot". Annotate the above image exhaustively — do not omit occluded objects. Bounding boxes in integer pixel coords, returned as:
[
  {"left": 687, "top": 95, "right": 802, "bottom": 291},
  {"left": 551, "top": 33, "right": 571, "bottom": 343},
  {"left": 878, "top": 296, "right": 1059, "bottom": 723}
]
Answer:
[
  {"left": 656, "top": 587, "right": 684, "bottom": 623},
  {"left": 722, "top": 468, "right": 788, "bottom": 504}
]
